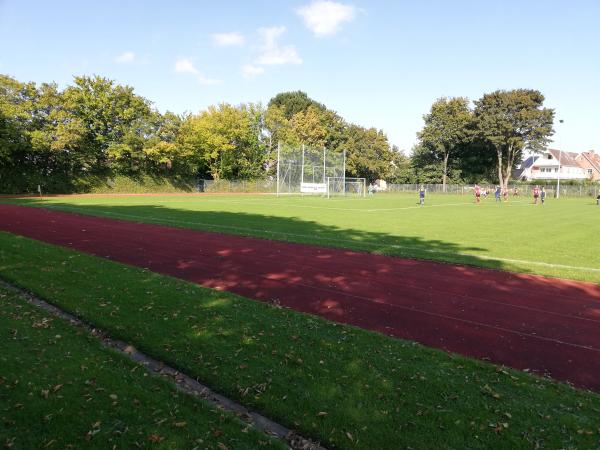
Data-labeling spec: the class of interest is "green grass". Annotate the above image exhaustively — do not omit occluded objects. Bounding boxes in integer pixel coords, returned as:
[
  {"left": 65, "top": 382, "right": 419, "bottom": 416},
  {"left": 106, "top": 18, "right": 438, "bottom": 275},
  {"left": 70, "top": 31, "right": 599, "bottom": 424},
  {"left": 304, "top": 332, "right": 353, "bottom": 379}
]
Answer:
[
  {"left": 1, "top": 232, "right": 600, "bottom": 449},
  {"left": 5, "top": 193, "right": 599, "bottom": 282},
  {"left": 0, "top": 286, "right": 284, "bottom": 450}
]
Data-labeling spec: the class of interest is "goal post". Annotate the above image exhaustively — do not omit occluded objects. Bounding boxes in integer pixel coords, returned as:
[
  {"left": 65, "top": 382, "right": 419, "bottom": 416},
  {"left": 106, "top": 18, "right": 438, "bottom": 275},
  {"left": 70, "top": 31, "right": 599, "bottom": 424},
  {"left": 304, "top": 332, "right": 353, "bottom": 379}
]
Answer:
[{"left": 326, "top": 177, "right": 366, "bottom": 198}]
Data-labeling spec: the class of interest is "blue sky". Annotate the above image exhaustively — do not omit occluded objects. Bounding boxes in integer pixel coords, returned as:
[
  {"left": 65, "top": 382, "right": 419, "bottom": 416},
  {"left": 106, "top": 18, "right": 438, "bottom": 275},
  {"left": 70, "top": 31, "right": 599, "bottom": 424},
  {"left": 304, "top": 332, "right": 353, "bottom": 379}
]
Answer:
[{"left": 1, "top": 0, "right": 599, "bottom": 153}]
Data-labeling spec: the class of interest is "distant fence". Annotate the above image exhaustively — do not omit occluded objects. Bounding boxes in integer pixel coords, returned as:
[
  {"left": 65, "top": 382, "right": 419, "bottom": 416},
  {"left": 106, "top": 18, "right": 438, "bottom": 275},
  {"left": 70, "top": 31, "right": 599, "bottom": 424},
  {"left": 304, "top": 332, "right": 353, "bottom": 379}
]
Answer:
[
  {"left": 195, "top": 180, "right": 599, "bottom": 198},
  {"left": 200, "top": 179, "right": 276, "bottom": 194},
  {"left": 385, "top": 183, "right": 599, "bottom": 198}
]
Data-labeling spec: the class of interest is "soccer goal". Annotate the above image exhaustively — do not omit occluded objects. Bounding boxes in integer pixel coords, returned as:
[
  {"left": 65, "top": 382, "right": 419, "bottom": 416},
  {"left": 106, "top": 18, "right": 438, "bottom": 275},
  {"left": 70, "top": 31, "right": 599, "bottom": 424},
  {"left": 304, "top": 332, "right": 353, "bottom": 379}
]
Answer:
[
  {"left": 326, "top": 177, "right": 366, "bottom": 198},
  {"left": 276, "top": 143, "right": 346, "bottom": 196}
]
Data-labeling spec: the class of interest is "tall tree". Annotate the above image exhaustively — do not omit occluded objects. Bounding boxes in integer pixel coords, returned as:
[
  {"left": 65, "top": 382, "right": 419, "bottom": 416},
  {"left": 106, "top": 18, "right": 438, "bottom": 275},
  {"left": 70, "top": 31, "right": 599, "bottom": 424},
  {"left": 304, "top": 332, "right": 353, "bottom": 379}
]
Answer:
[
  {"left": 344, "top": 125, "right": 394, "bottom": 182},
  {"left": 267, "top": 91, "right": 326, "bottom": 120},
  {"left": 61, "top": 75, "right": 152, "bottom": 173},
  {"left": 178, "top": 103, "right": 266, "bottom": 180},
  {"left": 289, "top": 105, "right": 329, "bottom": 148},
  {"left": 473, "top": 89, "right": 554, "bottom": 190},
  {"left": 417, "top": 97, "right": 471, "bottom": 191},
  {"left": 389, "top": 147, "right": 417, "bottom": 183}
]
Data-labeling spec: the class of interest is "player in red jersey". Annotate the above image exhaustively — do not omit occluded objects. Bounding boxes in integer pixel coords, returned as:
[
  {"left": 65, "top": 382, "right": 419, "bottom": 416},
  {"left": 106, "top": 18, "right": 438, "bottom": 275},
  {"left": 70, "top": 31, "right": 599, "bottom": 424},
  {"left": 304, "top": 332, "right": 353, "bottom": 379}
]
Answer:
[
  {"left": 532, "top": 185, "right": 540, "bottom": 204},
  {"left": 474, "top": 184, "right": 481, "bottom": 204}
]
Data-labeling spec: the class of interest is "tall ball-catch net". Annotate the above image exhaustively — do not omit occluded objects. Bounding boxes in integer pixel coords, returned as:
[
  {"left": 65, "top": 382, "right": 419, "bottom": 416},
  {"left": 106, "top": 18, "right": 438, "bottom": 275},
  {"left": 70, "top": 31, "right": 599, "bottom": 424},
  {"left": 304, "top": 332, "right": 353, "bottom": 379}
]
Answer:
[{"left": 276, "top": 144, "right": 346, "bottom": 196}]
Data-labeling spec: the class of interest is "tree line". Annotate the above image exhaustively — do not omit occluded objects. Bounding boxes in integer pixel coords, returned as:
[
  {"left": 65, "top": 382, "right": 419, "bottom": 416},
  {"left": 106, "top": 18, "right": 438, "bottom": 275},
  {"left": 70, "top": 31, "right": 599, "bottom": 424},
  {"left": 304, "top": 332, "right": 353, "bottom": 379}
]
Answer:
[
  {"left": 0, "top": 75, "right": 401, "bottom": 193},
  {"left": 0, "top": 73, "right": 554, "bottom": 193},
  {"left": 414, "top": 91, "right": 555, "bottom": 191}
]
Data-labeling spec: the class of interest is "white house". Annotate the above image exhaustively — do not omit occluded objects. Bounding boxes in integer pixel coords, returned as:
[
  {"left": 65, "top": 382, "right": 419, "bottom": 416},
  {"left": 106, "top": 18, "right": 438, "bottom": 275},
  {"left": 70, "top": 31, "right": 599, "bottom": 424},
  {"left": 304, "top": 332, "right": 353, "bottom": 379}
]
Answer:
[{"left": 514, "top": 149, "right": 588, "bottom": 181}]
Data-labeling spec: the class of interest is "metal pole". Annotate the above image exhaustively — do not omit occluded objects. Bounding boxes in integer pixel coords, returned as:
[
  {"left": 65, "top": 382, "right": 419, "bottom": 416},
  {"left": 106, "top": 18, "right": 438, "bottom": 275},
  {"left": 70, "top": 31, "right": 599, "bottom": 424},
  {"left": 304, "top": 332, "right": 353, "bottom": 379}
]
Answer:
[
  {"left": 343, "top": 149, "right": 346, "bottom": 196},
  {"left": 323, "top": 147, "right": 326, "bottom": 184},
  {"left": 276, "top": 142, "right": 280, "bottom": 197},
  {"left": 556, "top": 119, "right": 564, "bottom": 198},
  {"left": 301, "top": 144, "right": 305, "bottom": 196}
]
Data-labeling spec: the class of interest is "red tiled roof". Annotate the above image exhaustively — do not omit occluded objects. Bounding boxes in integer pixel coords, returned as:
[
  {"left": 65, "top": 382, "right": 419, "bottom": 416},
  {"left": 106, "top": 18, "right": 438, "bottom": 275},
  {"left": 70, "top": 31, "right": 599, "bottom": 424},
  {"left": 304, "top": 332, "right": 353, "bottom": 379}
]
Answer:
[
  {"left": 579, "top": 150, "right": 600, "bottom": 174},
  {"left": 547, "top": 149, "right": 580, "bottom": 167}
]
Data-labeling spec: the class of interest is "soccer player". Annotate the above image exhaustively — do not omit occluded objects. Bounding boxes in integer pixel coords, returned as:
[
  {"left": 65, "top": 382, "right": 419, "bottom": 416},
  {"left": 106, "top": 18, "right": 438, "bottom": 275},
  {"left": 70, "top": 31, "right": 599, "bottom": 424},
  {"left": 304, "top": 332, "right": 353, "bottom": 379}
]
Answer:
[
  {"left": 533, "top": 185, "right": 540, "bottom": 204},
  {"left": 495, "top": 186, "right": 501, "bottom": 202},
  {"left": 474, "top": 184, "right": 481, "bottom": 204},
  {"left": 541, "top": 186, "right": 546, "bottom": 205},
  {"left": 419, "top": 185, "right": 426, "bottom": 206}
]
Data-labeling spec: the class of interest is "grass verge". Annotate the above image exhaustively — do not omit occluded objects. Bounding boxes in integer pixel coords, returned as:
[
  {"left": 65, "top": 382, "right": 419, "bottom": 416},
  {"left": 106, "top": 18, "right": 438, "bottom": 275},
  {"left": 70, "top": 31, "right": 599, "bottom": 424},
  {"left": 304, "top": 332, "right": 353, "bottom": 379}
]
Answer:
[
  {"left": 0, "top": 285, "right": 284, "bottom": 449},
  {"left": 1, "top": 231, "right": 600, "bottom": 449}
]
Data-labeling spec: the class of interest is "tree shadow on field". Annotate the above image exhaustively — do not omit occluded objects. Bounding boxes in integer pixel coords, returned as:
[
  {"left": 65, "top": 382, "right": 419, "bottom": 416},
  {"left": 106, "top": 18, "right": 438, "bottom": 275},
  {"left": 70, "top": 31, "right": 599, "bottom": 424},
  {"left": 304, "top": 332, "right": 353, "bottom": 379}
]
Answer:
[{"left": 3, "top": 198, "right": 600, "bottom": 394}]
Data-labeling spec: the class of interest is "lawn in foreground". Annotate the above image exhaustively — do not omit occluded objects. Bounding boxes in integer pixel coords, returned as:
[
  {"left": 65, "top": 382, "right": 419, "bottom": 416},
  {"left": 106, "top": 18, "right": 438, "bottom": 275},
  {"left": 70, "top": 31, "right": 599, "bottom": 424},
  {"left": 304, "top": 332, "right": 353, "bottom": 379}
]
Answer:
[
  {"left": 1, "top": 232, "right": 599, "bottom": 449},
  {"left": 5, "top": 193, "right": 599, "bottom": 282},
  {"left": 0, "top": 286, "right": 284, "bottom": 450}
]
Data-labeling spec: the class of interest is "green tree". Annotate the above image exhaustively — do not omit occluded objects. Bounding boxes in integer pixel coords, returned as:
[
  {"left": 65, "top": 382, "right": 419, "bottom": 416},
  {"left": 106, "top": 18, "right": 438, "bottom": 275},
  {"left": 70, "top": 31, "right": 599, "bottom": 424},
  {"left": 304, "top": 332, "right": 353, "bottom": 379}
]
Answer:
[
  {"left": 178, "top": 103, "right": 266, "bottom": 180},
  {"left": 389, "top": 147, "right": 417, "bottom": 183},
  {"left": 267, "top": 91, "right": 326, "bottom": 120},
  {"left": 289, "top": 105, "right": 329, "bottom": 148},
  {"left": 61, "top": 75, "right": 152, "bottom": 173},
  {"left": 344, "top": 125, "right": 394, "bottom": 182},
  {"left": 417, "top": 97, "right": 472, "bottom": 191},
  {"left": 473, "top": 89, "right": 554, "bottom": 190}
]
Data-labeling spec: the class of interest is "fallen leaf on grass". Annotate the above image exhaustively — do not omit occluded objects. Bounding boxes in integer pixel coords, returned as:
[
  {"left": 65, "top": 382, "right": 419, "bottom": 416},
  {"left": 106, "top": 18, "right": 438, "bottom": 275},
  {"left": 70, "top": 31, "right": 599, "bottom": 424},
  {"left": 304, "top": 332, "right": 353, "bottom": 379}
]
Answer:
[{"left": 148, "top": 434, "right": 164, "bottom": 443}]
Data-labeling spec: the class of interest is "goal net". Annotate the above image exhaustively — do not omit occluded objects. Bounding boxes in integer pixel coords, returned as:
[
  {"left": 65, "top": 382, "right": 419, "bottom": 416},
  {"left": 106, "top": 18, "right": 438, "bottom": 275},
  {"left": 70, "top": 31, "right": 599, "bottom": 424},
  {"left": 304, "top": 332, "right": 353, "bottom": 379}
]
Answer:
[
  {"left": 276, "top": 143, "right": 346, "bottom": 196},
  {"left": 326, "top": 177, "right": 366, "bottom": 198}
]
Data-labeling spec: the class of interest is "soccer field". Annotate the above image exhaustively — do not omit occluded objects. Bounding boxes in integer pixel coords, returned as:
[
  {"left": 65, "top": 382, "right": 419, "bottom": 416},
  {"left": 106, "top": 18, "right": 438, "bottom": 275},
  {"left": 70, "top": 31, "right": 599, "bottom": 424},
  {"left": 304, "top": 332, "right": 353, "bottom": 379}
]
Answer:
[{"left": 6, "top": 192, "right": 600, "bottom": 283}]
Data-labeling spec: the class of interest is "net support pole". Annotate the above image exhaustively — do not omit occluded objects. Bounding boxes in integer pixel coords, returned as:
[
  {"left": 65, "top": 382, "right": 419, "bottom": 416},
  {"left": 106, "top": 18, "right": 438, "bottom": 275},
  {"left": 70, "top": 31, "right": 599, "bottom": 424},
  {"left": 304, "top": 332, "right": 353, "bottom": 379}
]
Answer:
[
  {"left": 301, "top": 144, "right": 305, "bottom": 197},
  {"left": 343, "top": 149, "right": 346, "bottom": 196},
  {"left": 323, "top": 147, "right": 326, "bottom": 185},
  {"left": 276, "top": 142, "right": 280, "bottom": 197}
]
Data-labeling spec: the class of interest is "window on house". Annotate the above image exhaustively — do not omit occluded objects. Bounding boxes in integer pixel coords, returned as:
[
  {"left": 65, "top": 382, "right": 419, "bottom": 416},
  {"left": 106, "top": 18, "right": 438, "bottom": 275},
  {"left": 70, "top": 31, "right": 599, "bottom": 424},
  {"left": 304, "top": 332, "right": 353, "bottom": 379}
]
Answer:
[
  {"left": 589, "top": 169, "right": 593, "bottom": 175},
  {"left": 547, "top": 154, "right": 553, "bottom": 159},
  {"left": 555, "top": 168, "right": 559, "bottom": 172}
]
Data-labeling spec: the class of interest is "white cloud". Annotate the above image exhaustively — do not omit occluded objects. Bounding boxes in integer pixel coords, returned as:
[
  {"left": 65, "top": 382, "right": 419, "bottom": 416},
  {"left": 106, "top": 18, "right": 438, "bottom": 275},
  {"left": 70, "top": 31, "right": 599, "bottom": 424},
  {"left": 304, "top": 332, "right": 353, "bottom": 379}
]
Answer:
[
  {"left": 115, "top": 51, "right": 136, "bottom": 63},
  {"left": 212, "top": 32, "right": 245, "bottom": 47},
  {"left": 296, "top": 1, "right": 357, "bottom": 37},
  {"left": 174, "top": 58, "right": 222, "bottom": 85},
  {"left": 242, "top": 64, "right": 265, "bottom": 77},
  {"left": 175, "top": 58, "right": 199, "bottom": 75},
  {"left": 256, "top": 26, "right": 302, "bottom": 65}
]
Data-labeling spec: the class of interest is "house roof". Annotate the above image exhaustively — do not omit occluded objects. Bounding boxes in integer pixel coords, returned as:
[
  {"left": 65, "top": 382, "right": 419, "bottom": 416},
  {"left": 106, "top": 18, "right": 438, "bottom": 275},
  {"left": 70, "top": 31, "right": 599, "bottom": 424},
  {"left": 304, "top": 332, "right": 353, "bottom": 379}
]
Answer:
[
  {"left": 579, "top": 150, "right": 600, "bottom": 173},
  {"left": 547, "top": 149, "right": 580, "bottom": 167},
  {"left": 513, "top": 155, "right": 538, "bottom": 178}
]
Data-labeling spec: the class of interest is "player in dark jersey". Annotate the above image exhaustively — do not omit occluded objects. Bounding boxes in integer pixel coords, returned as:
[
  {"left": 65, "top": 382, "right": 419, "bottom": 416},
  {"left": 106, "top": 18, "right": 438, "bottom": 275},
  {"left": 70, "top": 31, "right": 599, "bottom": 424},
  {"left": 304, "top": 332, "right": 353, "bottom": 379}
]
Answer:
[{"left": 540, "top": 187, "right": 546, "bottom": 205}]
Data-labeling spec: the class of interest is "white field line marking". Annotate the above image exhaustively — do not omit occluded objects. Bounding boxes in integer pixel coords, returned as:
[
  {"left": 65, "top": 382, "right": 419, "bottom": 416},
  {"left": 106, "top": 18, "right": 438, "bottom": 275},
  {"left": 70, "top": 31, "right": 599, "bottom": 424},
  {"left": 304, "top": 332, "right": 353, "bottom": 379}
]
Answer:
[
  {"left": 42, "top": 205, "right": 600, "bottom": 273},
  {"left": 365, "top": 200, "right": 525, "bottom": 212},
  {"left": 46, "top": 198, "right": 517, "bottom": 213}
]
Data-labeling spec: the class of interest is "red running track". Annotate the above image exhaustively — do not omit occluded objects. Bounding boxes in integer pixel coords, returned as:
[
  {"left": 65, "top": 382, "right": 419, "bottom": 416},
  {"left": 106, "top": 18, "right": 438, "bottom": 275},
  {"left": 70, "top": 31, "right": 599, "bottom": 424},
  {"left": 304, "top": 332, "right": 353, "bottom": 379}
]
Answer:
[{"left": 2, "top": 203, "right": 600, "bottom": 391}]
